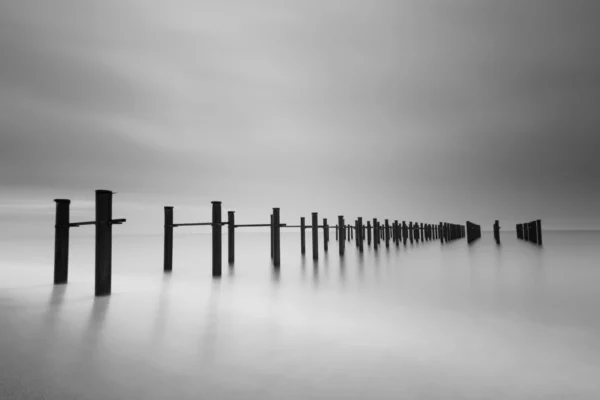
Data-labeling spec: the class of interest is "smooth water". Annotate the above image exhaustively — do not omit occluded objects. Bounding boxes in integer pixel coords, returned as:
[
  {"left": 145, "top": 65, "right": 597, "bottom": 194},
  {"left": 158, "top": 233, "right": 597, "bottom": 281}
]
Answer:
[{"left": 1, "top": 232, "right": 599, "bottom": 399}]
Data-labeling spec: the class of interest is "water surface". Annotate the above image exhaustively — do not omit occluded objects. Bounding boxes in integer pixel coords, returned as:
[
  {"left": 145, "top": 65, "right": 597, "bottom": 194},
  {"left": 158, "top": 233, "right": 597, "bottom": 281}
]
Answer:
[{"left": 1, "top": 231, "right": 599, "bottom": 399}]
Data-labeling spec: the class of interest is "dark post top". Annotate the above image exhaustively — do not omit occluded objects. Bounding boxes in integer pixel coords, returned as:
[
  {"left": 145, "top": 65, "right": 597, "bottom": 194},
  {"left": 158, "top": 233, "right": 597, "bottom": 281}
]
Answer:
[{"left": 54, "top": 199, "right": 71, "bottom": 204}]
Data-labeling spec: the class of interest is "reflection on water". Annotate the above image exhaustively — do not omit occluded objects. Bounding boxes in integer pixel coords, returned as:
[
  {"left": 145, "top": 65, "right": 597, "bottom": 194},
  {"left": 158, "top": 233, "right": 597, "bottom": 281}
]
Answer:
[{"left": 1, "top": 232, "right": 600, "bottom": 399}]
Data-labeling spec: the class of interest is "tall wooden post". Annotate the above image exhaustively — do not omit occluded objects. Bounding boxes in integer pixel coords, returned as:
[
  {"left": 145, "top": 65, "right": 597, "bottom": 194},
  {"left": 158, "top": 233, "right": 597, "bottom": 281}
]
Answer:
[
  {"left": 312, "top": 212, "right": 318, "bottom": 260},
  {"left": 358, "top": 217, "right": 363, "bottom": 253},
  {"left": 373, "top": 219, "right": 378, "bottom": 250},
  {"left": 367, "top": 221, "right": 372, "bottom": 246},
  {"left": 323, "top": 218, "right": 328, "bottom": 252},
  {"left": 273, "top": 208, "right": 281, "bottom": 267},
  {"left": 338, "top": 216, "right": 345, "bottom": 256},
  {"left": 536, "top": 220, "right": 543, "bottom": 245},
  {"left": 335, "top": 224, "right": 338, "bottom": 241},
  {"left": 384, "top": 219, "right": 390, "bottom": 248},
  {"left": 270, "top": 214, "right": 274, "bottom": 259},
  {"left": 228, "top": 211, "right": 235, "bottom": 264},
  {"left": 164, "top": 206, "right": 174, "bottom": 272},
  {"left": 301, "top": 217, "right": 306, "bottom": 254},
  {"left": 54, "top": 199, "right": 70, "bottom": 284},
  {"left": 95, "top": 190, "right": 113, "bottom": 296},
  {"left": 212, "top": 201, "right": 222, "bottom": 278}
]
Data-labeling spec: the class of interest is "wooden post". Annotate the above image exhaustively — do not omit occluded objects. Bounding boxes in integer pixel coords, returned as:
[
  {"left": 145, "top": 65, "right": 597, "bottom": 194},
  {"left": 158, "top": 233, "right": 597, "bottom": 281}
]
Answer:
[
  {"left": 270, "top": 214, "right": 274, "bottom": 259},
  {"left": 273, "top": 208, "right": 281, "bottom": 267},
  {"left": 301, "top": 217, "right": 306, "bottom": 254},
  {"left": 95, "top": 190, "right": 113, "bottom": 296},
  {"left": 323, "top": 218, "right": 328, "bottom": 252},
  {"left": 338, "top": 216, "right": 345, "bottom": 256},
  {"left": 367, "top": 221, "right": 372, "bottom": 246},
  {"left": 228, "top": 211, "right": 235, "bottom": 264},
  {"left": 373, "top": 218, "right": 378, "bottom": 249},
  {"left": 384, "top": 219, "right": 390, "bottom": 248},
  {"left": 358, "top": 217, "right": 363, "bottom": 253},
  {"left": 335, "top": 224, "right": 338, "bottom": 241},
  {"left": 347, "top": 224, "right": 350, "bottom": 242},
  {"left": 536, "top": 220, "right": 543, "bottom": 245},
  {"left": 212, "top": 201, "right": 222, "bottom": 278},
  {"left": 312, "top": 212, "right": 318, "bottom": 260},
  {"left": 164, "top": 206, "right": 174, "bottom": 272},
  {"left": 54, "top": 199, "right": 70, "bottom": 284}
]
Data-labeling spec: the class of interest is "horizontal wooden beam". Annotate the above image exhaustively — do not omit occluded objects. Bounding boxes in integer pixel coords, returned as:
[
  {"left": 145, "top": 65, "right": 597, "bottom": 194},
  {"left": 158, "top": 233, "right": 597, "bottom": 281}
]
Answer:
[
  {"left": 68, "top": 218, "right": 126, "bottom": 228},
  {"left": 172, "top": 222, "right": 229, "bottom": 228},
  {"left": 235, "top": 223, "right": 287, "bottom": 228}
]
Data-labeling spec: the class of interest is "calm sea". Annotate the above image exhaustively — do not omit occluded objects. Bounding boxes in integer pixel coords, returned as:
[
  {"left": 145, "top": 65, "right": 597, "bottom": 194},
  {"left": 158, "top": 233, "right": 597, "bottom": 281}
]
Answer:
[{"left": 1, "top": 231, "right": 599, "bottom": 399}]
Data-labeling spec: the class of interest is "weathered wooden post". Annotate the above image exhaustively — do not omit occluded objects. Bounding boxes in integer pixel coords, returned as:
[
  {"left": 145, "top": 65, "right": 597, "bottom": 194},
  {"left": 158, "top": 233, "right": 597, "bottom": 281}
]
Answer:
[
  {"left": 530, "top": 221, "right": 538, "bottom": 243},
  {"left": 384, "top": 219, "right": 390, "bottom": 248},
  {"left": 211, "top": 201, "right": 222, "bottom": 278},
  {"left": 312, "top": 212, "right": 318, "bottom": 260},
  {"left": 347, "top": 224, "right": 350, "bottom": 242},
  {"left": 270, "top": 214, "right": 274, "bottom": 259},
  {"left": 524, "top": 222, "right": 529, "bottom": 242},
  {"left": 367, "top": 221, "right": 372, "bottom": 246},
  {"left": 402, "top": 221, "right": 407, "bottom": 245},
  {"left": 301, "top": 217, "right": 306, "bottom": 254},
  {"left": 273, "top": 208, "right": 281, "bottom": 267},
  {"left": 164, "top": 206, "right": 174, "bottom": 272},
  {"left": 335, "top": 224, "right": 338, "bottom": 241},
  {"left": 228, "top": 211, "right": 235, "bottom": 264},
  {"left": 338, "top": 216, "right": 345, "bottom": 256},
  {"left": 393, "top": 220, "right": 399, "bottom": 245},
  {"left": 323, "top": 218, "right": 328, "bottom": 252},
  {"left": 373, "top": 218, "right": 378, "bottom": 249},
  {"left": 358, "top": 217, "right": 364, "bottom": 253},
  {"left": 54, "top": 199, "right": 70, "bottom": 284},
  {"left": 536, "top": 220, "right": 543, "bottom": 245},
  {"left": 95, "top": 190, "right": 113, "bottom": 296}
]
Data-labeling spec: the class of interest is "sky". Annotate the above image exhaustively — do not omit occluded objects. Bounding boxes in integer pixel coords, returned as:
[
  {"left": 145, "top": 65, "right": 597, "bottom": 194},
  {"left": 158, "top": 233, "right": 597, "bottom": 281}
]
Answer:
[{"left": 1, "top": 0, "right": 599, "bottom": 237}]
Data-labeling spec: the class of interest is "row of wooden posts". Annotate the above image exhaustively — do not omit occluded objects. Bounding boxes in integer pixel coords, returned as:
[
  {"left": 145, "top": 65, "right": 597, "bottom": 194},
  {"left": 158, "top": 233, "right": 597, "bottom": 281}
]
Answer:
[
  {"left": 54, "top": 190, "right": 469, "bottom": 297},
  {"left": 516, "top": 220, "right": 543, "bottom": 245}
]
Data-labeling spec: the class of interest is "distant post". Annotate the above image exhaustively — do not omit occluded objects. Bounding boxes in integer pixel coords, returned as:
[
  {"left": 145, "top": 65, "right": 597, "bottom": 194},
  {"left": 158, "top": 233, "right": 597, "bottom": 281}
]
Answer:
[
  {"left": 323, "top": 218, "right": 328, "bottom": 252},
  {"left": 312, "top": 212, "right": 318, "bottom": 260},
  {"left": 211, "top": 201, "right": 222, "bottom": 278},
  {"left": 95, "top": 190, "right": 113, "bottom": 296},
  {"left": 273, "top": 208, "right": 281, "bottom": 267},
  {"left": 270, "top": 214, "right": 274, "bottom": 259},
  {"left": 358, "top": 217, "right": 363, "bottom": 253},
  {"left": 164, "top": 206, "right": 174, "bottom": 272},
  {"left": 228, "top": 211, "right": 235, "bottom": 264},
  {"left": 367, "top": 221, "right": 372, "bottom": 246},
  {"left": 373, "top": 218, "right": 378, "bottom": 250},
  {"left": 338, "top": 216, "right": 345, "bottom": 256},
  {"left": 301, "top": 217, "right": 306, "bottom": 254},
  {"left": 536, "top": 220, "right": 543, "bottom": 245},
  {"left": 54, "top": 199, "right": 71, "bottom": 284}
]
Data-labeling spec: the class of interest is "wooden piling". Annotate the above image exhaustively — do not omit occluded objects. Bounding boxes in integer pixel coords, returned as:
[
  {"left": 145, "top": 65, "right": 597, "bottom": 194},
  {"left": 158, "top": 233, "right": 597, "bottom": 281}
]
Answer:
[
  {"left": 324, "top": 218, "right": 328, "bottom": 252},
  {"left": 358, "top": 217, "right": 363, "bottom": 253},
  {"left": 271, "top": 214, "right": 274, "bottom": 259},
  {"left": 312, "top": 212, "right": 318, "bottom": 260},
  {"left": 228, "top": 211, "right": 235, "bottom": 264},
  {"left": 536, "top": 220, "right": 543, "bottom": 245},
  {"left": 95, "top": 190, "right": 113, "bottom": 296},
  {"left": 54, "top": 199, "right": 70, "bottom": 284},
  {"left": 273, "top": 208, "right": 281, "bottom": 267},
  {"left": 338, "top": 216, "right": 345, "bottom": 256},
  {"left": 212, "top": 201, "right": 222, "bottom": 277},
  {"left": 367, "top": 221, "right": 372, "bottom": 246},
  {"left": 301, "top": 217, "right": 306, "bottom": 254},
  {"left": 164, "top": 206, "right": 174, "bottom": 272}
]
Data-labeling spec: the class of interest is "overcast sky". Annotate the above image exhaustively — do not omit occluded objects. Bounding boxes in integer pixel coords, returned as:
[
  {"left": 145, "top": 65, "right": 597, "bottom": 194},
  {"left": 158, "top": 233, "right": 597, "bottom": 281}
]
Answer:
[{"left": 1, "top": 0, "right": 599, "bottom": 236}]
